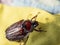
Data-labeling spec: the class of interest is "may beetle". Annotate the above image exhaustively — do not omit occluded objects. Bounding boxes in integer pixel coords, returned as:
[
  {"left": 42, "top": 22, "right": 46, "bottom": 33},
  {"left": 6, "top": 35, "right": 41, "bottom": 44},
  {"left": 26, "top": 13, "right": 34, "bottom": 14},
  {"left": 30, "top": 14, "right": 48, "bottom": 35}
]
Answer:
[{"left": 5, "top": 12, "right": 45, "bottom": 41}]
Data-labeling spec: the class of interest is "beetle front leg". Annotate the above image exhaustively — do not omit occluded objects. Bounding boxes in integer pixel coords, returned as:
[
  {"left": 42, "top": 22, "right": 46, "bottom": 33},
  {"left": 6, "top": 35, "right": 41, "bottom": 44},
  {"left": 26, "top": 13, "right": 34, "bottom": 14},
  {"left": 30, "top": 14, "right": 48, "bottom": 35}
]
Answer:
[{"left": 34, "top": 28, "right": 47, "bottom": 32}]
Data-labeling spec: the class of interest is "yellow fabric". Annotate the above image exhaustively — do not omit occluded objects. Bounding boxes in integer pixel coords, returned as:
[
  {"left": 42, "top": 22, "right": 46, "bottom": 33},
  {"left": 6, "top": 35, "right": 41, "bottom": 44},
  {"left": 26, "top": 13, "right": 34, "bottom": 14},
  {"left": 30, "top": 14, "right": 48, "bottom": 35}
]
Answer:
[{"left": 0, "top": 4, "right": 60, "bottom": 45}]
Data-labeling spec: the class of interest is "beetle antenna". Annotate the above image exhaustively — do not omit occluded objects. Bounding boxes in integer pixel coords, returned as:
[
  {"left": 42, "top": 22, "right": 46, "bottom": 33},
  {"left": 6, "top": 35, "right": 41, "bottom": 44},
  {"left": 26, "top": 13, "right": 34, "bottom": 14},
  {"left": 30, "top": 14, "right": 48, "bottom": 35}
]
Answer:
[{"left": 31, "top": 12, "right": 40, "bottom": 21}]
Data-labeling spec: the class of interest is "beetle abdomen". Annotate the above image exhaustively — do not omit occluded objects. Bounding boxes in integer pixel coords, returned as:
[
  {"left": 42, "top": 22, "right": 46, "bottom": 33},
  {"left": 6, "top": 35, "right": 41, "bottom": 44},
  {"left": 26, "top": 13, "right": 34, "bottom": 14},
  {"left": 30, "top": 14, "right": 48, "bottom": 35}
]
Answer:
[{"left": 5, "top": 20, "right": 26, "bottom": 41}]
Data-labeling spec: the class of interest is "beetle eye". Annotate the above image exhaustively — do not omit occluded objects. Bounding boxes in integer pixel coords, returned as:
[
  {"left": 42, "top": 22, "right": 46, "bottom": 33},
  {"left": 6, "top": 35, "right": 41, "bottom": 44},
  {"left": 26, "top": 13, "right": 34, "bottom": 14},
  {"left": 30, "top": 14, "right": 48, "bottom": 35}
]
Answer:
[{"left": 32, "top": 21, "right": 38, "bottom": 27}]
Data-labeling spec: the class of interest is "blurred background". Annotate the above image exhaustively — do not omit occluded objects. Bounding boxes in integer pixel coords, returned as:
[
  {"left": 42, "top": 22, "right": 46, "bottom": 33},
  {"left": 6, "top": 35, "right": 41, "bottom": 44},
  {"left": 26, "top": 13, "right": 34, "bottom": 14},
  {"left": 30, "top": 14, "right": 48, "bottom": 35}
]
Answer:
[{"left": 0, "top": 0, "right": 60, "bottom": 14}]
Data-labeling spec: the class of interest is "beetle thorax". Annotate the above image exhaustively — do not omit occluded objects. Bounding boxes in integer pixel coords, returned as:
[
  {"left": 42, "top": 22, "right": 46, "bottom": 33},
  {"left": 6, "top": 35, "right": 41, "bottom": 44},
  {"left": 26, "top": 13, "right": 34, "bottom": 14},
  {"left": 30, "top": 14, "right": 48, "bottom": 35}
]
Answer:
[{"left": 23, "top": 21, "right": 32, "bottom": 31}]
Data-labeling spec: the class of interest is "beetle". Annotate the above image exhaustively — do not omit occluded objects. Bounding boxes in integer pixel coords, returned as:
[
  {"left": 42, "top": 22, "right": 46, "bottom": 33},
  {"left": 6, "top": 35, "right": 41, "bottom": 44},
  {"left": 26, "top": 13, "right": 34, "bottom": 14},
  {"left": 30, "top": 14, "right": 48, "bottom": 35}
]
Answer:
[{"left": 5, "top": 12, "right": 46, "bottom": 41}]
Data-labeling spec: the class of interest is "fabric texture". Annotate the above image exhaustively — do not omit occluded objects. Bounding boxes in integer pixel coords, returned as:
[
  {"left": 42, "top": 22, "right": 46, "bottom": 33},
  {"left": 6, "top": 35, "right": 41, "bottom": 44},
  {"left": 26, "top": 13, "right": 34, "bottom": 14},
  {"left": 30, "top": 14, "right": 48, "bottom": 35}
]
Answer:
[{"left": 1, "top": 0, "right": 60, "bottom": 14}]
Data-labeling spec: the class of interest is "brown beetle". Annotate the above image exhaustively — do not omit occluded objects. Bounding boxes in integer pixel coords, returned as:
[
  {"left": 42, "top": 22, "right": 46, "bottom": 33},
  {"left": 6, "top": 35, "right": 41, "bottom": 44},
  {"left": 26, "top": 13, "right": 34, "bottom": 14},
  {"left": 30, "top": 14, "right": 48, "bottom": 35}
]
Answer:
[{"left": 5, "top": 12, "right": 45, "bottom": 41}]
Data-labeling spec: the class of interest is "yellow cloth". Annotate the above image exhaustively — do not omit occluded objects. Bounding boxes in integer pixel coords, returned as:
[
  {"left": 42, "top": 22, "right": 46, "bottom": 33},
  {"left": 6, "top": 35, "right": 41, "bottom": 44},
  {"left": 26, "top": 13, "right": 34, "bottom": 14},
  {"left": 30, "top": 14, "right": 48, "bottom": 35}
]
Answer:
[{"left": 0, "top": 4, "right": 60, "bottom": 45}]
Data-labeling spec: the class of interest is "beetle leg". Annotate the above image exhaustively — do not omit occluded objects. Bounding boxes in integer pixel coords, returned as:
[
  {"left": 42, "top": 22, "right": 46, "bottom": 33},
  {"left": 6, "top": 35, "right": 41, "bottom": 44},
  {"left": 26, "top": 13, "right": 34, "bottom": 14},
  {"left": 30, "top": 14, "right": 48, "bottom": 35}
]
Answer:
[
  {"left": 34, "top": 28, "right": 47, "bottom": 32},
  {"left": 20, "top": 36, "right": 29, "bottom": 45},
  {"left": 31, "top": 15, "right": 37, "bottom": 21},
  {"left": 31, "top": 12, "right": 40, "bottom": 21},
  {"left": 20, "top": 40, "right": 24, "bottom": 45}
]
